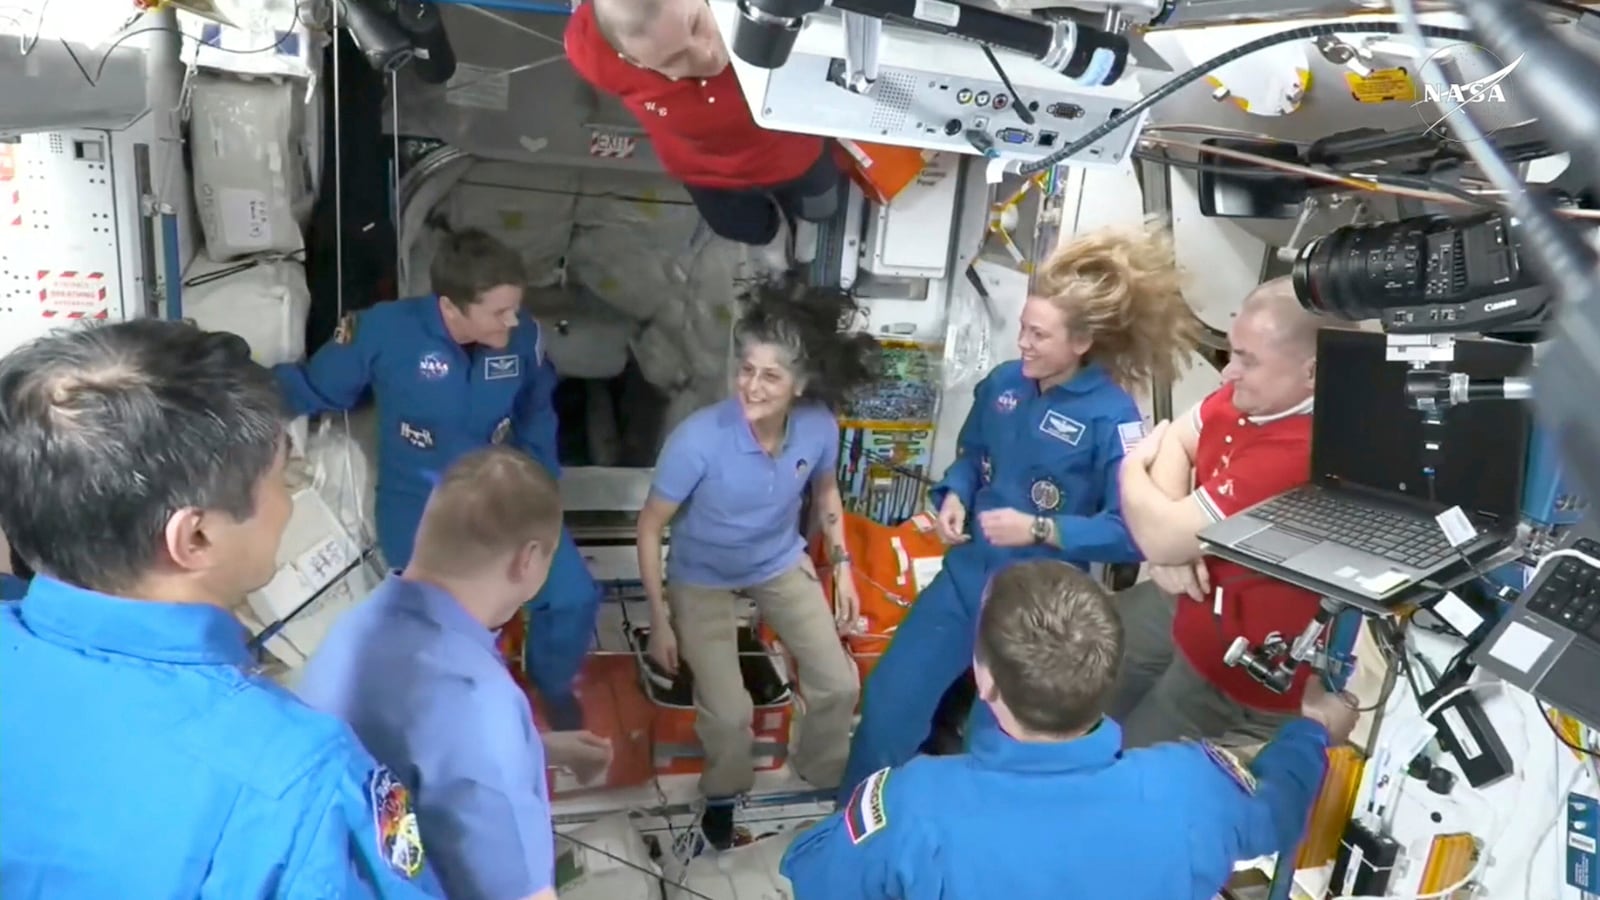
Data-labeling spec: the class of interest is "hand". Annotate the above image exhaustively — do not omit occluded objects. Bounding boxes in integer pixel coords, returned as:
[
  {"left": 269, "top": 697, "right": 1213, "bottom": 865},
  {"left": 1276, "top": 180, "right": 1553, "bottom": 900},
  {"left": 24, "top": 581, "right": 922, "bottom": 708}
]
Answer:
[
  {"left": 978, "top": 508, "right": 1037, "bottom": 548},
  {"left": 935, "top": 494, "right": 969, "bottom": 545},
  {"left": 648, "top": 611, "right": 679, "bottom": 675},
  {"left": 1149, "top": 560, "right": 1210, "bottom": 603},
  {"left": 544, "top": 730, "right": 614, "bottom": 784},
  {"left": 1122, "top": 420, "right": 1169, "bottom": 472},
  {"left": 1300, "top": 677, "right": 1360, "bottom": 745},
  {"left": 833, "top": 565, "right": 861, "bottom": 635}
]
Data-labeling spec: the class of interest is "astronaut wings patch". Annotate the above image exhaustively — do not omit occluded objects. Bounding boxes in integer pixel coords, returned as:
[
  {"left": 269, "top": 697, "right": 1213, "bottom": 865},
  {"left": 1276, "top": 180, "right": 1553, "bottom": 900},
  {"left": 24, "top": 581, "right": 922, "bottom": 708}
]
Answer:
[
  {"left": 1198, "top": 741, "right": 1257, "bottom": 794},
  {"left": 845, "top": 768, "right": 891, "bottom": 845},
  {"left": 367, "top": 766, "right": 426, "bottom": 878}
]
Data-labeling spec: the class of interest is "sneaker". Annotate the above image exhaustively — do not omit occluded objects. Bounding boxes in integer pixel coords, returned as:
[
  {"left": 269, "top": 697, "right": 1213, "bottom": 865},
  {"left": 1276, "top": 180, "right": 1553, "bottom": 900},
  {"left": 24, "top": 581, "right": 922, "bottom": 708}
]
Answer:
[
  {"left": 701, "top": 799, "right": 737, "bottom": 850},
  {"left": 753, "top": 212, "right": 794, "bottom": 277}
]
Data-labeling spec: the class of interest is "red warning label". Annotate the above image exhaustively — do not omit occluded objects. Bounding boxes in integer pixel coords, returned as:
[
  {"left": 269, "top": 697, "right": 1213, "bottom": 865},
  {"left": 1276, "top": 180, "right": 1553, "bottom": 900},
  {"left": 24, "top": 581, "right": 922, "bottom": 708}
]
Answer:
[{"left": 38, "top": 270, "right": 110, "bottom": 320}]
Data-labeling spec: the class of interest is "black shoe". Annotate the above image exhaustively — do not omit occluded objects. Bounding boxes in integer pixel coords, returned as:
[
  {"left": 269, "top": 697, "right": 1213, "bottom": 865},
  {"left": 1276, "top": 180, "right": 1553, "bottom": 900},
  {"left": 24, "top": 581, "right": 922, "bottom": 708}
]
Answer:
[{"left": 701, "top": 800, "right": 736, "bottom": 850}]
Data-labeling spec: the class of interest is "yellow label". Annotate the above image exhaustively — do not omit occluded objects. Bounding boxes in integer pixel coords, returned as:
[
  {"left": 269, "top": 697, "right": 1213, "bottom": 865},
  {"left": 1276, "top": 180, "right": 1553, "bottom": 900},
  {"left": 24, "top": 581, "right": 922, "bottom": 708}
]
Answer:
[{"left": 1346, "top": 68, "right": 1417, "bottom": 104}]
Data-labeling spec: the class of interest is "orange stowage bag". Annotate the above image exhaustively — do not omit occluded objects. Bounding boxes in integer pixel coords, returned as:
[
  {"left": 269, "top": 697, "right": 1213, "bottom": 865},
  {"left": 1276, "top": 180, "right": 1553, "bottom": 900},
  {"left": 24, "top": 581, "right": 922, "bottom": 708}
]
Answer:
[
  {"left": 832, "top": 140, "right": 930, "bottom": 206},
  {"left": 807, "top": 512, "right": 949, "bottom": 698}
]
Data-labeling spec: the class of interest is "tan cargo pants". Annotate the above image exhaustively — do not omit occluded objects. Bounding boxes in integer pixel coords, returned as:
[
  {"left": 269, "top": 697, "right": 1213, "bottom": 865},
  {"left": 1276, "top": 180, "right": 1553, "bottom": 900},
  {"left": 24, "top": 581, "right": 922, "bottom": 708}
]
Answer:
[{"left": 668, "top": 557, "right": 860, "bottom": 798}]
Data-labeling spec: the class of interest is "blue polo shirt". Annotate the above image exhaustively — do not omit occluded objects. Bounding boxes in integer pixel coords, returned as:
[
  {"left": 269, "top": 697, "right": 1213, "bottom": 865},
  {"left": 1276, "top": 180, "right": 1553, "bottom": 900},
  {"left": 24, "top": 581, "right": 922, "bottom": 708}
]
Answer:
[
  {"left": 653, "top": 397, "right": 839, "bottom": 588},
  {"left": 298, "top": 576, "right": 554, "bottom": 900}
]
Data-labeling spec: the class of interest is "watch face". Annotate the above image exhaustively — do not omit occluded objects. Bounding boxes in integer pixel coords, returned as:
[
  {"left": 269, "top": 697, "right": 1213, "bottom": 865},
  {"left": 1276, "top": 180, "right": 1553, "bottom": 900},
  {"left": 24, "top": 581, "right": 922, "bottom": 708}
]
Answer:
[{"left": 1031, "top": 517, "right": 1049, "bottom": 540}]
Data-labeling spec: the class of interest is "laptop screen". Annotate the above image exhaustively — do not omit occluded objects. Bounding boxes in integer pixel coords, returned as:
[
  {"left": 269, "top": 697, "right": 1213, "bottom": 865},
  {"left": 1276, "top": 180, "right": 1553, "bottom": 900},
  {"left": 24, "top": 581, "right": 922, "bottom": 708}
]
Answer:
[{"left": 1311, "top": 328, "right": 1531, "bottom": 529}]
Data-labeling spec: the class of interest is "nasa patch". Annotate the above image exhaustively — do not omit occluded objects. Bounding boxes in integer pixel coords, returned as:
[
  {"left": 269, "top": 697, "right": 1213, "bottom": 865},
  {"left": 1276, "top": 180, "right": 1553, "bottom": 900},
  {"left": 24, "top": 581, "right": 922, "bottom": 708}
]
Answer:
[
  {"left": 845, "top": 767, "right": 891, "bottom": 845},
  {"left": 1038, "top": 410, "right": 1085, "bottom": 446},
  {"left": 1030, "top": 478, "right": 1061, "bottom": 511},
  {"left": 994, "top": 389, "right": 1020, "bottom": 413},
  {"left": 1118, "top": 420, "right": 1147, "bottom": 454},
  {"left": 484, "top": 354, "right": 520, "bottom": 381},
  {"left": 367, "top": 766, "right": 426, "bottom": 879},
  {"left": 399, "top": 422, "right": 434, "bottom": 450},
  {"left": 418, "top": 351, "right": 450, "bottom": 381}
]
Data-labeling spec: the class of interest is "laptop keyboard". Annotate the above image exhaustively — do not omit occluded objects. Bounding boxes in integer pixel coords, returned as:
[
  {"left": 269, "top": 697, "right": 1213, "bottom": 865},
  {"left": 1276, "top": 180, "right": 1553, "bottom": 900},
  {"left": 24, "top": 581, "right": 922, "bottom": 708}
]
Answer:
[
  {"left": 1527, "top": 538, "right": 1600, "bottom": 639},
  {"left": 1252, "top": 490, "right": 1455, "bottom": 570}
]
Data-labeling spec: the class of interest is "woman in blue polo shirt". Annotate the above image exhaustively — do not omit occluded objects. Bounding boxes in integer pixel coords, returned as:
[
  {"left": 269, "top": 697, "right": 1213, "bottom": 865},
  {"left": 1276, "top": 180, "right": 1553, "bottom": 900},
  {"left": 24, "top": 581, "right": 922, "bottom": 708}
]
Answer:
[{"left": 635, "top": 278, "right": 882, "bottom": 849}]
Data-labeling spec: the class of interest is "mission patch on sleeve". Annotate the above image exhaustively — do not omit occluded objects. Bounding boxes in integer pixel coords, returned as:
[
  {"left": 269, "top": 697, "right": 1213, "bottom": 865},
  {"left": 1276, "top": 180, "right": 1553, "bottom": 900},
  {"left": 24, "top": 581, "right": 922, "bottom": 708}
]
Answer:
[
  {"left": 845, "top": 767, "right": 891, "bottom": 845},
  {"left": 1199, "top": 741, "right": 1258, "bottom": 794}
]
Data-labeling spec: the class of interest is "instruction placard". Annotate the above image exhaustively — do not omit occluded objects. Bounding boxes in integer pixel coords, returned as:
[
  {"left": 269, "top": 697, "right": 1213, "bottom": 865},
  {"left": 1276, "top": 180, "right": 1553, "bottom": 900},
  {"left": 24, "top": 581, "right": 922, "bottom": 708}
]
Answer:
[
  {"left": 1346, "top": 68, "right": 1416, "bottom": 104},
  {"left": 37, "top": 270, "right": 109, "bottom": 320}
]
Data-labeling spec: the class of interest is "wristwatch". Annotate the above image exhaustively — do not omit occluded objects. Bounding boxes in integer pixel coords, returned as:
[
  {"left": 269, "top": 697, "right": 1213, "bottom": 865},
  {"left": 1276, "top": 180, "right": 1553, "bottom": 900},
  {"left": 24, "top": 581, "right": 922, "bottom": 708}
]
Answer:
[{"left": 1030, "top": 516, "right": 1052, "bottom": 544}]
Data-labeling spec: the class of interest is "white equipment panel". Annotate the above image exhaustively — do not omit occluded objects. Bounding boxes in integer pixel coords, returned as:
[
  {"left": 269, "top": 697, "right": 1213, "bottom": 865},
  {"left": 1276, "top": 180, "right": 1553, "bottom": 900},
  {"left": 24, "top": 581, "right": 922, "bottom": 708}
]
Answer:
[
  {"left": 714, "top": 2, "right": 1145, "bottom": 166},
  {"left": 0, "top": 128, "right": 154, "bottom": 356}
]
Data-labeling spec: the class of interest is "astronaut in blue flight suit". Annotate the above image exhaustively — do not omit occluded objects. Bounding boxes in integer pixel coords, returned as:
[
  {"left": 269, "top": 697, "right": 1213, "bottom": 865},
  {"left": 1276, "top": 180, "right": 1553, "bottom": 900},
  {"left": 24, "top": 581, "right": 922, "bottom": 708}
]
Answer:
[
  {"left": 0, "top": 320, "right": 443, "bottom": 898},
  {"left": 783, "top": 560, "right": 1353, "bottom": 900},
  {"left": 274, "top": 229, "right": 601, "bottom": 729},
  {"left": 839, "top": 226, "right": 1201, "bottom": 800}
]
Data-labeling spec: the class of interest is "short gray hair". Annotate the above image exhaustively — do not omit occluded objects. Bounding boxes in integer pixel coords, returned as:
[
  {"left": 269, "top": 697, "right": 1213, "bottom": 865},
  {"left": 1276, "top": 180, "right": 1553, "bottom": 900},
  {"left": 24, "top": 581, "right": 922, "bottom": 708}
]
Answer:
[
  {"left": 1238, "top": 276, "right": 1335, "bottom": 358},
  {"left": 593, "top": 0, "right": 665, "bottom": 48}
]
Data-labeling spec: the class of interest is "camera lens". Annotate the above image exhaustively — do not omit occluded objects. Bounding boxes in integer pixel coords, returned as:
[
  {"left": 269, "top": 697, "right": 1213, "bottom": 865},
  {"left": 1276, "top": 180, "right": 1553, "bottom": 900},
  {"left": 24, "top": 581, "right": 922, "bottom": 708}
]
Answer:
[
  {"left": 732, "top": 0, "right": 807, "bottom": 68},
  {"left": 1292, "top": 217, "right": 1437, "bottom": 321}
]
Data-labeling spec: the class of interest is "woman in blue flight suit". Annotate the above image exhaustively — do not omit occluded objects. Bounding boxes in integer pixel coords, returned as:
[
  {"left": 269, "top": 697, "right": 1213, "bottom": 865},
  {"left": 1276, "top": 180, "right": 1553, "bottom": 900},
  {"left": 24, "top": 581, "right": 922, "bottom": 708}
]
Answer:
[{"left": 838, "top": 225, "right": 1203, "bottom": 801}]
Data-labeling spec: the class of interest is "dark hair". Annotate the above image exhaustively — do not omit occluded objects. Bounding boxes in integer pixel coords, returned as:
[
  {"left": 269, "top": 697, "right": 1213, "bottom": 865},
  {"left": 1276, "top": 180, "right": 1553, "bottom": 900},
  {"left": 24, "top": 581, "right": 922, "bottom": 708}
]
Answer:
[
  {"left": 975, "top": 560, "right": 1123, "bottom": 735},
  {"left": 430, "top": 227, "right": 527, "bottom": 311},
  {"left": 734, "top": 277, "right": 883, "bottom": 410},
  {"left": 0, "top": 320, "right": 286, "bottom": 594}
]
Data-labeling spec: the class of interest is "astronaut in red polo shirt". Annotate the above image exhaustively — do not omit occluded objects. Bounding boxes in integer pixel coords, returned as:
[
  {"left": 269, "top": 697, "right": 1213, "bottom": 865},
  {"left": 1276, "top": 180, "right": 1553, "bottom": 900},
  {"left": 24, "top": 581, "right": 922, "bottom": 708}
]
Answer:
[
  {"left": 1111, "top": 278, "right": 1343, "bottom": 750},
  {"left": 564, "top": 0, "right": 839, "bottom": 259}
]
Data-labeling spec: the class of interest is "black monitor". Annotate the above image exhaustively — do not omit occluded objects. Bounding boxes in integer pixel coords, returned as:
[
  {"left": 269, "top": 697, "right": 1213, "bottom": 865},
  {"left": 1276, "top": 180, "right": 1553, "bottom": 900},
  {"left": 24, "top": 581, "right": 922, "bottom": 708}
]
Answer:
[{"left": 1311, "top": 328, "right": 1531, "bottom": 531}]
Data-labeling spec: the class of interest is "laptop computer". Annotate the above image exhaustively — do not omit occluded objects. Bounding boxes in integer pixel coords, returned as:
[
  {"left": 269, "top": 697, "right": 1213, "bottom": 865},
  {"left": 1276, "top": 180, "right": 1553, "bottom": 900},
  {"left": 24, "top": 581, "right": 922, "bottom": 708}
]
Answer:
[
  {"left": 1198, "top": 329, "right": 1531, "bottom": 604},
  {"left": 1475, "top": 518, "right": 1600, "bottom": 728}
]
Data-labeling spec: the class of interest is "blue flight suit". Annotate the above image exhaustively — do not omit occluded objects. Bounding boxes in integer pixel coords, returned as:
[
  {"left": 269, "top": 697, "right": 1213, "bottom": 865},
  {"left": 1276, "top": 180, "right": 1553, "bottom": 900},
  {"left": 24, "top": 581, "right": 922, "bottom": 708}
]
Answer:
[
  {"left": 0, "top": 577, "right": 445, "bottom": 898},
  {"left": 785, "top": 707, "right": 1330, "bottom": 900},
  {"left": 839, "top": 361, "right": 1145, "bottom": 801},
  {"left": 273, "top": 296, "right": 600, "bottom": 728},
  {"left": 0, "top": 573, "right": 25, "bottom": 600}
]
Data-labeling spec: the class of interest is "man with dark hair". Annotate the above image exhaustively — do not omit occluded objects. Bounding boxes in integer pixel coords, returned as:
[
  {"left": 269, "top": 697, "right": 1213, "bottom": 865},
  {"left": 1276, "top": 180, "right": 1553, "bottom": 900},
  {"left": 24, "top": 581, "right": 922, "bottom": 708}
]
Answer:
[
  {"left": 0, "top": 320, "right": 442, "bottom": 897},
  {"left": 300, "top": 447, "right": 612, "bottom": 900},
  {"left": 274, "top": 227, "right": 602, "bottom": 730},
  {"left": 780, "top": 558, "right": 1352, "bottom": 900}
]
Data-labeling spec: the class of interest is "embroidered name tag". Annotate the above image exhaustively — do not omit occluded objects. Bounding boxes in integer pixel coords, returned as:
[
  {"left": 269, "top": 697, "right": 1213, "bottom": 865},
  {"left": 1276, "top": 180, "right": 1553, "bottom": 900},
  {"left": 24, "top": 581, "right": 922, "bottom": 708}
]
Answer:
[
  {"left": 484, "top": 355, "right": 520, "bottom": 381},
  {"left": 399, "top": 422, "right": 434, "bottom": 450},
  {"left": 1039, "top": 410, "right": 1085, "bottom": 446}
]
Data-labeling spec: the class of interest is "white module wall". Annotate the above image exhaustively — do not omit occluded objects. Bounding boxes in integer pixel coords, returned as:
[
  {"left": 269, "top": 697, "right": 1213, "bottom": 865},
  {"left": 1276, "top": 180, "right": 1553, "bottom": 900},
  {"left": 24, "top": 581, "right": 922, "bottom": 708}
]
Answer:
[{"left": 0, "top": 125, "right": 159, "bottom": 356}]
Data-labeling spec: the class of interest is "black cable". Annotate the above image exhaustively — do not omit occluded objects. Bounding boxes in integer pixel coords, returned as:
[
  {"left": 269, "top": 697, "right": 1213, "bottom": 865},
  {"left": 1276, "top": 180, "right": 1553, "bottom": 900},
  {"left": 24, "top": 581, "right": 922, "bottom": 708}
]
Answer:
[
  {"left": 1535, "top": 698, "right": 1600, "bottom": 758},
  {"left": 1018, "top": 22, "right": 1473, "bottom": 176},
  {"left": 980, "top": 44, "right": 1034, "bottom": 125},
  {"left": 66, "top": 1, "right": 304, "bottom": 88},
  {"left": 1532, "top": 0, "right": 1592, "bottom": 17},
  {"left": 1130, "top": 149, "right": 1501, "bottom": 210}
]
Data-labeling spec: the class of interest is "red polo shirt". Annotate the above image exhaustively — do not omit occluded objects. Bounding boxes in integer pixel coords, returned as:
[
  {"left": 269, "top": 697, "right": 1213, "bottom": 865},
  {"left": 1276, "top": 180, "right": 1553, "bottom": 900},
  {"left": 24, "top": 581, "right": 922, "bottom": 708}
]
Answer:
[
  {"left": 1172, "top": 385, "right": 1320, "bottom": 713},
  {"left": 563, "top": 3, "right": 824, "bottom": 190}
]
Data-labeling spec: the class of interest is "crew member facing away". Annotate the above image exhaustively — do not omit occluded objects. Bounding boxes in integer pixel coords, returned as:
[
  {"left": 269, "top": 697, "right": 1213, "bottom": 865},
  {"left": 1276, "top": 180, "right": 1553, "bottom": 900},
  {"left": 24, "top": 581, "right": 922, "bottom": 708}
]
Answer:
[
  {"left": 564, "top": 0, "right": 839, "bottom": 261},
  {"left": 299, "top": 447, "right": 612, "bottom": 900},
  {"left": 838, "top": 224, "right": 1201, "bottom": 801},
  {"left": 636, "top": 279, "right": 882, "bottom": 849},
  {"left": 782, "top": 559, "right": 1354, "bottom": 900},
  {"left": 0, "top": 321, "right": 441, "bottom": 898},
  {"left": 273, "top": 228, "right": 602, "bottom": 730},
  {"left": 1115, "top": 277, "right": 1335, "bottom": 748}
]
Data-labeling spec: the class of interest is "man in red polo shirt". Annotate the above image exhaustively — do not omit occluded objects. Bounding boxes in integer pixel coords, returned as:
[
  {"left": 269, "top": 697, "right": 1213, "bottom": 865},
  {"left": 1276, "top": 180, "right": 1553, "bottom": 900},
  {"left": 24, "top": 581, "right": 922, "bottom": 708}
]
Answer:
[
  {"left": 564, "top": 0, "right": 838, "bottom": 259},
  {"left": 1111, "top": 277, "right": 1340, "bottom": 750}
]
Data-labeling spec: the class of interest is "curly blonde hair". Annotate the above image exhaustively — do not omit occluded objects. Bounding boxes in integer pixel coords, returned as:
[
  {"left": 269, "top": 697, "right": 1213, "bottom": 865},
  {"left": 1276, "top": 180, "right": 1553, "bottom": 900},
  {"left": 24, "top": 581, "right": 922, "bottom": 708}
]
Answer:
[{"left": 1031, "top": 222, "right": 1201, "bottom": 391}]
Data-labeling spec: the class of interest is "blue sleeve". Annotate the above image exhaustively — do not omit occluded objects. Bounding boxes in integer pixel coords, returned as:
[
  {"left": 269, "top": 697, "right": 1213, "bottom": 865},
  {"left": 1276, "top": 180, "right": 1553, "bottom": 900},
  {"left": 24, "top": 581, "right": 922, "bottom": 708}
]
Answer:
[
  {"left": 1051, "top": 410, "right": 1143, "bottom": 563},
  {"left": 410, "top": 689, "right": 554, "bottom": 900},
  {"left": 929, "top": 373, "right": 992, "bottom": 511},
  {"left": 815, "top": 412, "right": 841, "bottom": 484},
  {"left": 0, "top": 575, "right": 27, "bottom": 601},
  {"left": 651, "top": 420, "right": 707, "bottom": 504},
  {"left": 278, "top": 745, "right": 445, "bottom": 899},
  {"left": 273, "top": 311, "right": 381, "bottom": 417},
  {"left": 512, "top": 318, "right": 562, "bottom": 477},
  {"left": 1191, "top": 718, "right": 1330, "bottom": 871},
  {"left": 779, "top": 767, "right": 941, "bottom": 900}
]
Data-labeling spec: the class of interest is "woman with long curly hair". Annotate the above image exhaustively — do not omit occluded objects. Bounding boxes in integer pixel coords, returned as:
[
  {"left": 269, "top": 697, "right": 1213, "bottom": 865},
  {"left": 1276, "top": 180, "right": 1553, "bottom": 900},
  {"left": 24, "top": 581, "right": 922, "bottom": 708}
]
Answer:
[
  {"left": 635, "top": 277, "right": 882, "bottom": 849},
  {"left": 838, "top": 222, "right": 1203, "bottom": 801}
]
